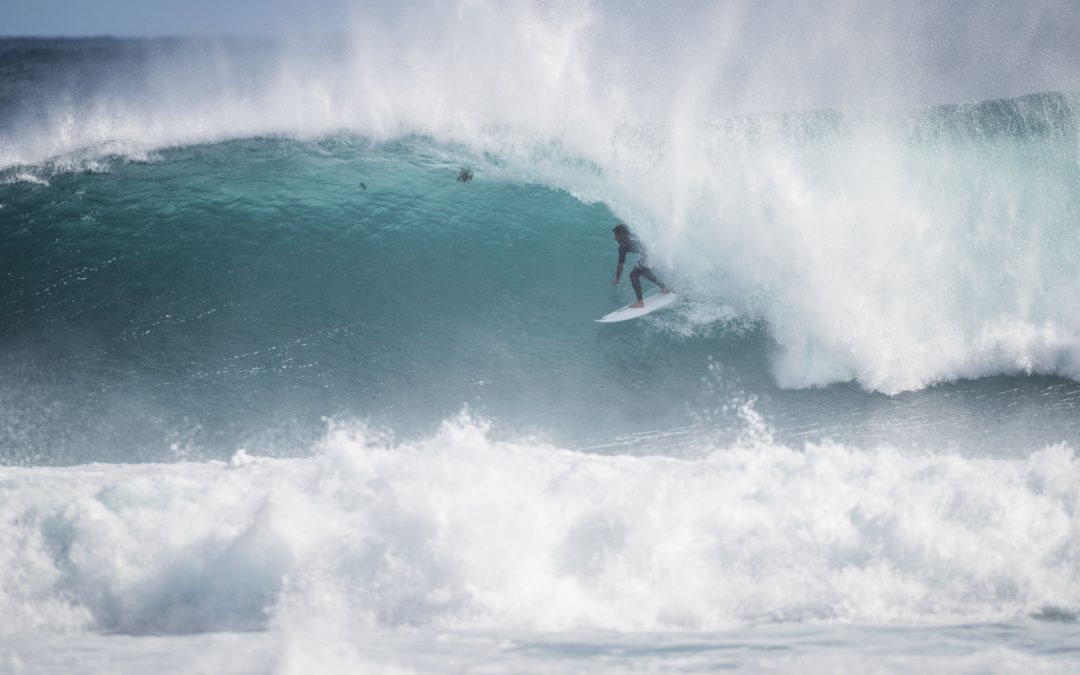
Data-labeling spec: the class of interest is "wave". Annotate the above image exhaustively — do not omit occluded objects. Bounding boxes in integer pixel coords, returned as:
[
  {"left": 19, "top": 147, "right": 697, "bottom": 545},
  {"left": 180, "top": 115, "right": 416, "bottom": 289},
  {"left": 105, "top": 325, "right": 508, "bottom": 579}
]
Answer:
[
  {"left": 5, "top": 24, "right": 1080, "bottom": 411},
  {"left": 2, "top": 413, "right": 1077, "bottom": 636},
  {"left": 4, "top": 123, "right": 1080, "bottom": 421}
]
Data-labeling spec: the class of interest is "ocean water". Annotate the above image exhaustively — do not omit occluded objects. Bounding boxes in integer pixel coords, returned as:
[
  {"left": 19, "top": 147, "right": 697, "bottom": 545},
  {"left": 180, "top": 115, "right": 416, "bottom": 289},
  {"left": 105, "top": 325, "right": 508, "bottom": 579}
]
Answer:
[{"left": 3, "top": 11, "right": 1080, "bottom": 674}]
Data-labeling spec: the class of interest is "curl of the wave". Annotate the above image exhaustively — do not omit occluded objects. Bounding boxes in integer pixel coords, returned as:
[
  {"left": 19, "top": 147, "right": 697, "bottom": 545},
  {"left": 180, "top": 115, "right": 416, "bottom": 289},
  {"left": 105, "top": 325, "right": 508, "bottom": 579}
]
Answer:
[{"left": 5, "top": 2, "right": 1080, "bottom": 395}]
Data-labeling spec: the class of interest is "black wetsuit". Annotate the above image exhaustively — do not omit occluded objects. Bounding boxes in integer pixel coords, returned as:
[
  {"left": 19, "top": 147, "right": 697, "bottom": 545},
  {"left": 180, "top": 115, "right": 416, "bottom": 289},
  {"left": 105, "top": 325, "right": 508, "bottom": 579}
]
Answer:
[{"left": 618, "top": 234, "right": 664, "bottom": 301}]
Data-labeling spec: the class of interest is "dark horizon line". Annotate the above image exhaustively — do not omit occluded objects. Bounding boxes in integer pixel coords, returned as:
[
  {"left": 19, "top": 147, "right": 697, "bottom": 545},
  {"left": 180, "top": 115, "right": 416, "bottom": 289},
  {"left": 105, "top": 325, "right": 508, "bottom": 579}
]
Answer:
[{"left": 0, "top": 33, "right": 283, "bottom": 40}]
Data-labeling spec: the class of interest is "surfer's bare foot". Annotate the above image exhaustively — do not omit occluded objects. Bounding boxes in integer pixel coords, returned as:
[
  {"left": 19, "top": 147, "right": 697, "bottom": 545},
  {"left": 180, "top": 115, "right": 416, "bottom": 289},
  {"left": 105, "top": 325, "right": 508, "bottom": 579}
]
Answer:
[{"left": 630, "top": 300, "right": 645, "bottom": 308}]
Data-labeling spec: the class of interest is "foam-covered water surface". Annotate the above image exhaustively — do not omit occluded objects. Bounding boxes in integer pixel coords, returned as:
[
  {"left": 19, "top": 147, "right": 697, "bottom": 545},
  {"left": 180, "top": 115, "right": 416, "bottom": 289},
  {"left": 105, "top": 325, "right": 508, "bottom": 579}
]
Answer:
[
  {"left": 5, "top": 416, "right": 1080, "bottom": 633},
  {"left": 7, "top": 623, "right": 1080, "bottom": 674},
  {"left": 2, "top": 417, "right": 1080, "bottom": 671}
]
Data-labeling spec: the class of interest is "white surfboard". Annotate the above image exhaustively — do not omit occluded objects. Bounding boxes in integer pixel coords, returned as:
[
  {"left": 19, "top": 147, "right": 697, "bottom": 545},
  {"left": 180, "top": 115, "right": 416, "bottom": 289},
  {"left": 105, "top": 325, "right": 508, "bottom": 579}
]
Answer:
[{"left": 596, "top": 292, "right": 678, "bottom": 323}]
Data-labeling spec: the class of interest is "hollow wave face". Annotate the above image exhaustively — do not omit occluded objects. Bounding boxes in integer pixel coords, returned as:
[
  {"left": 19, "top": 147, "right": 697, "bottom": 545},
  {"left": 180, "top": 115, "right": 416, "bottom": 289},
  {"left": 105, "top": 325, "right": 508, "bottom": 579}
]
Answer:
[{"left": 5, "top": 105, "right": 1080, "bottom": 409}]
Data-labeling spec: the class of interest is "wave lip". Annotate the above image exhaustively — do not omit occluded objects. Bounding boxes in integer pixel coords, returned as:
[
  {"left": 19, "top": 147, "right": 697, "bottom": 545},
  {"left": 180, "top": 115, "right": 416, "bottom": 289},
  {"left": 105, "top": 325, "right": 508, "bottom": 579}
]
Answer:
[{"left": 2, "top": 415, "right": 1078, "bottom": 636}]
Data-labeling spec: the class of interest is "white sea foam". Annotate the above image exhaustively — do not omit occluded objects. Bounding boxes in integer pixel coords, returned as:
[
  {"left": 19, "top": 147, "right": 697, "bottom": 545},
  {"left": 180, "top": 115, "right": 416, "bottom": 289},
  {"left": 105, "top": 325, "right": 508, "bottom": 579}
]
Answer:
[
  {"left": 0, "top": 172, "right": 50, "bottom": 186},
  {"left": 1, "top": 414, "right": 1077, "bottom": 639}
]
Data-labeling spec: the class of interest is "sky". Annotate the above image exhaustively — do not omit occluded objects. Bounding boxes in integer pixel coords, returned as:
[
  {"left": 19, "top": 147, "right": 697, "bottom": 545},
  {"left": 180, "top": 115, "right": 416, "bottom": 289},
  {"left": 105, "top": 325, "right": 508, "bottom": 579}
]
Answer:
[
  {"left": 0, "top": 0, "right": 349, "bottom": 37},
  {"left": 3, "top": 0, "right": 1080, "bottom": 44}
]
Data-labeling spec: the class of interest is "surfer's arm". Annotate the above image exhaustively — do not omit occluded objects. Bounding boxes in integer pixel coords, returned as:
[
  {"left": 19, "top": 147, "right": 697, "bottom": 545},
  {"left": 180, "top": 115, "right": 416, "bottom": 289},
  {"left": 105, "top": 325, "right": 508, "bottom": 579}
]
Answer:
[{"left": 612, "top": 244, "right": 628, "bottom": 284}]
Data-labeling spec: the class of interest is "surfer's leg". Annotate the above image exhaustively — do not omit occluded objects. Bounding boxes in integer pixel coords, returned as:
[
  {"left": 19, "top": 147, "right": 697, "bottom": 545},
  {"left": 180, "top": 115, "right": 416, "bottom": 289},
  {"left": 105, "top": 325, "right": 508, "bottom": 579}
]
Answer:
[
  {"left": 630, "top": 266, "right": 645, "bottom": 301},
  {"left": 637, "top": 265, "right": 669, "bottom": 293}
]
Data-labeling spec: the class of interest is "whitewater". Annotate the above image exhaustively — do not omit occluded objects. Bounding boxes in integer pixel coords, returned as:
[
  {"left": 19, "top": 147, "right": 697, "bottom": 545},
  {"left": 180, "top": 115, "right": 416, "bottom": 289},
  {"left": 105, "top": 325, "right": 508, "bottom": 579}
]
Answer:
[{"left": 3, "top": 1, "right": 1080, "bottom": 672}]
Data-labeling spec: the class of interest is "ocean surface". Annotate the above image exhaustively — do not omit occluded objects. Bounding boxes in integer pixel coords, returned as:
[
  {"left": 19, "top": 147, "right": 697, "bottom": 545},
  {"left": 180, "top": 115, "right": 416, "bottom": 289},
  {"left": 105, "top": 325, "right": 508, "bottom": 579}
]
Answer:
[{"left": 3, "top": 24, "right": 1080, "bottom": 674}]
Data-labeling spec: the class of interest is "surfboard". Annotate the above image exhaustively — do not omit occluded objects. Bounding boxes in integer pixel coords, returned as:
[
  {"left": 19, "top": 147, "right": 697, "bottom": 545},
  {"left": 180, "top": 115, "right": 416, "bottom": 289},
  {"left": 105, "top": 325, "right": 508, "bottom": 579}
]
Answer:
[{"left": 596, "top": 292, "right": 678, "bottom": 323}]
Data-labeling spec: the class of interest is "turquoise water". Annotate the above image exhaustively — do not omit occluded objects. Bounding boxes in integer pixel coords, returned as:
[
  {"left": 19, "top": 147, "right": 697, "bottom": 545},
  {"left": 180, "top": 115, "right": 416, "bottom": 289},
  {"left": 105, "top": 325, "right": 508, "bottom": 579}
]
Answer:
[
  {"left": 6, "top": 134, "right": 1080, "bottom": 464},
  {"left": 2, "top": 137, "right": 722, "bottom": 462},
  {"left": 3, "top": 34, "right": 1080, "bottom": 673}
]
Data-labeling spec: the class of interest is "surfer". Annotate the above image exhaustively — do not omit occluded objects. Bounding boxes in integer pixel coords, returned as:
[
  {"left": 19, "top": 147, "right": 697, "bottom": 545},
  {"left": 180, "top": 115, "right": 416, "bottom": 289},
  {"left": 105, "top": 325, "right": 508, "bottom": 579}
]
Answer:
[{"left": 611, "top": 223, "right": 670, "bottom": 308}]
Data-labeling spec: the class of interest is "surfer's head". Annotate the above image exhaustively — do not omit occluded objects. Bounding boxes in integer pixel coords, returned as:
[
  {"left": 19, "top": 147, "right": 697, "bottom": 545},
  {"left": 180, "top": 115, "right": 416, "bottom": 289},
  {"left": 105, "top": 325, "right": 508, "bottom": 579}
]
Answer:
[{"left": 613, "top": 223, "right": 630, "bottom": 241}]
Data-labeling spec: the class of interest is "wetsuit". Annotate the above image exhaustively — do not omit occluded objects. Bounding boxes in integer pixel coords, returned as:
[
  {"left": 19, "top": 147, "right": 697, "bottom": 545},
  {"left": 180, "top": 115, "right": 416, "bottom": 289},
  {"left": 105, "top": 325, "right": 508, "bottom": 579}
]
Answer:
[{"left": 618, "top": 234, "right": 664, "bottom": 301}]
